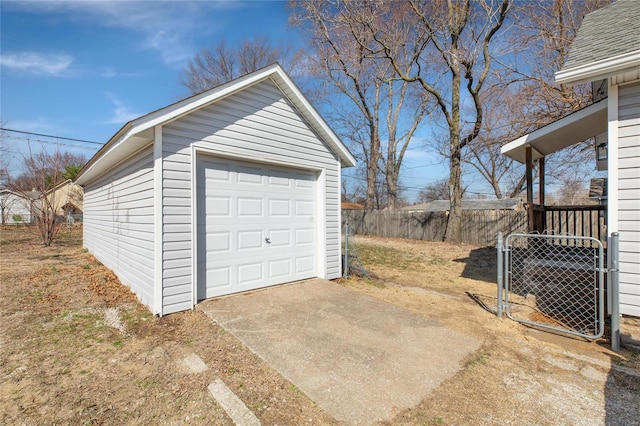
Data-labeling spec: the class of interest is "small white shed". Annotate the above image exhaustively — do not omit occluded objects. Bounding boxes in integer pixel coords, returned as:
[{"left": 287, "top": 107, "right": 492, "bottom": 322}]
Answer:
[
  {"left": 0, "top": 189, "right": 33, "bottom": 224},
  {"left": 76, "top": 64, "right": 356, "bottom": 315}
]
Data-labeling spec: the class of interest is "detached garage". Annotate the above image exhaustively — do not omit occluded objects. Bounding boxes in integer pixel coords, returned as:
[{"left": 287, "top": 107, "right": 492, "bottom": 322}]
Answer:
[{"left": 76, "top": 64, "right": 356, "bottom": 315}]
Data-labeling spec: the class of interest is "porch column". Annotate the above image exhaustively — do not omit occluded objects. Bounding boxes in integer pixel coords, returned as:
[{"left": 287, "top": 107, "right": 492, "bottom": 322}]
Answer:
[
  {"left": 538, "top": 156, "right": 545, "bottom": 205},
  {"left": 525, "top": 145, "right": 534, "bottom": 232},
  {"left": 539, "top": 156, "right": 545, "bottom": 231}
]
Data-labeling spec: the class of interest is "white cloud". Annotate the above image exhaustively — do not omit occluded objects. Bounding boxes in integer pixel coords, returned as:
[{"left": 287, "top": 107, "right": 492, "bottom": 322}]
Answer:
[
  {"left": 8, "top": 1, "right": 243, "bottom": 67},
  {"left": 100, "top": 67, "right": 147, "bottom": 78},
  {"left": 105, "top": 93, "right": 142, "bottom": 124},
  {"left": 0, "top": 52, "right": 74, "bottom": 76}
]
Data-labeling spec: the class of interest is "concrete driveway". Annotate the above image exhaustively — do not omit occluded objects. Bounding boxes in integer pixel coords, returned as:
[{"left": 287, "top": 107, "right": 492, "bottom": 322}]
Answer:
[{"left": 198, "top": 279, "right": 481, "bottom": 424}]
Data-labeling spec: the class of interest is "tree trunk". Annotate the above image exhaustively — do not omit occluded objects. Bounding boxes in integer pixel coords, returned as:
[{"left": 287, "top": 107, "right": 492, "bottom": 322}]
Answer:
[
  {"left": 386, "top": 167, "right": 398, "bottom": 210},
  {"left": 365, "top": 126, "right": 380, "bottom": 210},
  {"left": 446, "top": 143, "right": 463, "bottom": 243},
  {"left": 445, "top": 52, "right": 462, "bottom": 243}
]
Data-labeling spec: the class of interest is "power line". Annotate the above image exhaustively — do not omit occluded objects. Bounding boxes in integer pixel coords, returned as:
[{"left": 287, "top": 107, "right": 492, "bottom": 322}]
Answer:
[
  {"left": 6, "top": 136, "right": 100, "bottom": 151},
  {"left": 1, "top": 128, "right": 104, "bottom": 146},
  {"left": 341, "top": 174, "right": 497, "bottom": 197}
]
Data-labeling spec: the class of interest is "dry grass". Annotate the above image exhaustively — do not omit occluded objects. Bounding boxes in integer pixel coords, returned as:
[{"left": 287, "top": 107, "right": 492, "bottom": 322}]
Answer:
[
  {"left": 1, "top": 227, "right": 638, "bottom": 425},
  {"left": 345, "top": 235, "right": 640, "bottom": 425},
  {"left": 0, "top": 226, "right": 332, "bottom": 425}
]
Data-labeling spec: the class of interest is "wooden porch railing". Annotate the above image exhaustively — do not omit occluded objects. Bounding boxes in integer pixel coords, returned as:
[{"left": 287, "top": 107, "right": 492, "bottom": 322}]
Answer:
[{"left": 532, "top": 204, "right": 607, "bottom": 245}]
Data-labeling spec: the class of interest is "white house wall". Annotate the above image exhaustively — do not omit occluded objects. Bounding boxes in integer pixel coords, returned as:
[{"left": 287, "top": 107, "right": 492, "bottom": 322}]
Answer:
[
  {"left": 0, "top": 192, "right": 32, "bottom": 224},
  {"left": 617, "top": 80, "right": 640, "bottom": 317},
  {"left": 83, "top": 145, "right": 156, "bottom": 309},
  {"left": 161, "top": 79, "right": 341, "bottom": 315}
]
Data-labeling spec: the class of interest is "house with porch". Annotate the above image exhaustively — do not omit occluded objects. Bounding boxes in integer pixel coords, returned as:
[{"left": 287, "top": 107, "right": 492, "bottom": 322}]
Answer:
[{"left": 501, "top": 0, "right": 640, "bottom": 317}]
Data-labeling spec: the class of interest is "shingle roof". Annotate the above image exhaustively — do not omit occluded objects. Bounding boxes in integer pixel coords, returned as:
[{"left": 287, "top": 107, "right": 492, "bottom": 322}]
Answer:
[
  {"left": 562, "top": 0, "right": 640, "bottom": 71},
  {"left": 341, "top": 202, "right": 364, "bottom": 210}
]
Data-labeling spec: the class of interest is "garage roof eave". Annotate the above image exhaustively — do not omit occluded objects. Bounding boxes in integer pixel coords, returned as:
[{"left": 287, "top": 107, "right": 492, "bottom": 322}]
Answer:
[{"left": 501, "top": 99, "right": 608, "bottom": 164}]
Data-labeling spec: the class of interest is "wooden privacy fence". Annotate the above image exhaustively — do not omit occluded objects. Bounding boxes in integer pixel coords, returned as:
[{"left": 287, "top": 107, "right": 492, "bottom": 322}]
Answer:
[{"left": 342, "top": 209, "right": 528, "bottom": 247}]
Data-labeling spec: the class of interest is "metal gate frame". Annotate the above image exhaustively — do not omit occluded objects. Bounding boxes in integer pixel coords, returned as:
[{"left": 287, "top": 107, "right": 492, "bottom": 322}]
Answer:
[{"left": 496, "top": 232, "right": 607, "bottom": 340}]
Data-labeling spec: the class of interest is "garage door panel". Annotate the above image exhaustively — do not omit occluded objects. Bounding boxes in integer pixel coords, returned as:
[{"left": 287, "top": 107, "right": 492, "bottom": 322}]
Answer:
[
  {"left": 238, "top": 230, "right": 263, "bottom": 250},
  {"left": 205, "top": 162, "right": 231, "bottom": 181},
  {"left": 198, "top": 156, "right": 317, "bottom": 300},
  {"left": 207, "top": 232, "right": 231, "bottom": 252},
  {"left": 295, "top": 200, "right": 314, "bottom": 217},
  {"left": 295, "top": 228, "right": 314, "bottom": 245},
  {"left": 237, "top": 197, "right": 264, "bottom": 216},
  {"left": 238, "top": 262, "right": 264, "bottom": 285},
  {"left": 268, "top": 229, "right": 291, "bottom": 247},
  {"left": 269, "top": 199, "right": 291, "bottom": 216},
  {"left": 206, "top": 196, "right": 231, "bottom": 216},
  {"left": 294, "top": 172, "right": 314, "bottom": 188},
  {"left": 237, "top": 164, "right": 262, "bottom": 184},
  {"left": 296, "top": 256, "right": 315, "bottom": 274},
  {"left": 208, "top": 266, "right": 232, "bottom": 288},
  {"left": 269, "top": 258, "right": 291, "bottom": 278},
  {"left": 267, "top": 169, "right": 291, "bottom": 186}
]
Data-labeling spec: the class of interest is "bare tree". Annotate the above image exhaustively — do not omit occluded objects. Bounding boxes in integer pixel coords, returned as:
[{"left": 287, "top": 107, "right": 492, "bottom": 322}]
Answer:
[
  {"left": 181, "top": 36, "right": 299, "bottom": 94},
  {"left": 290, "top": 0, "right": 431, "bottom": 210},
  {"left": 461, "top": 87, "right": 530, "bottom": 199},
  {"left": 0, "top": 122, "right": 9, "bottom": 188},
  {"left": 416, "top": 179, "right": 451, "bottom": 203},
  {"left": 350, "top": 0, "right": 509, "bottom": 241},
  {"left": 507, "top": 0, "right": 611, "bottom": 126},
  {"left": 461, "top": 0, "right": 611, "bottom": 200},
  {"left": 554, "top": 177, "right": 589, "bottom": 205},
  {"left": 9, "top": 147, "right": 84, "bottom": 246}
]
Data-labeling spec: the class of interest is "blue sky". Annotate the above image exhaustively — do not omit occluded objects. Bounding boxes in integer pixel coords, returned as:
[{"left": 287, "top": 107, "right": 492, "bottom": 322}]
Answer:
[
  {"left": 0, "top": 0, "right": 478, "bottom": 201},
  {"left": 1, "top": 2, "right": 293, "bottom": 158}
]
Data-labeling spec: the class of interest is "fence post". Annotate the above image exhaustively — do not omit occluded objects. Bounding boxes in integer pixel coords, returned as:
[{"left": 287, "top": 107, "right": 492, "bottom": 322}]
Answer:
[
  {"left": 497, "top": 232, "right": 503, "bottom": 318},
  {"left": 344, "top": 221, "right": 350, "bottom": 279},
  {"left": 610, "top": 232, "right": 620, "bottom": 352}
]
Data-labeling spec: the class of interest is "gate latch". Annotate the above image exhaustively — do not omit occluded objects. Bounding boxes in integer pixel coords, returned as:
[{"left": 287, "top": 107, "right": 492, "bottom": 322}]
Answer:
[{"left": 265, "top": 237, "right": 271, "bottom": 244}]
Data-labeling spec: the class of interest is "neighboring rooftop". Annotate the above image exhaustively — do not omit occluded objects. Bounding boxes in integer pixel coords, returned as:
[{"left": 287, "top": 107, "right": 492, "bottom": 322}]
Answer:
[{"left": 341, "top": 202, "right": 364, "bottom": 210}]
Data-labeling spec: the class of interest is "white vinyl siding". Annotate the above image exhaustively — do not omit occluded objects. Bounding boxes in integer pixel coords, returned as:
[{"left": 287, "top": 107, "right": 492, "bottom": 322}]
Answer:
[
  {"left": 83, "top": 145, "right": 155, "bottom": 309},
  {"left": 617, "top": 81, "right": 640, "bottom": 317},
  {"left": 0, "top": 192, "right": 32, "bottom": 223},
  {"left": 161, "top": 79, "right": 341, "bottom": 314}
]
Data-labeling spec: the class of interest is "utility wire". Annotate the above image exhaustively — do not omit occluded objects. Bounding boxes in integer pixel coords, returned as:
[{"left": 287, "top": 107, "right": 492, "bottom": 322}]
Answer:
[
  {"left": 6, "top": 136, "right": 100, "bottom": 151},
  {"left": 0, "top": 128, "right": 104, "bottom": 146},
  {"left": 341, "top": 174, "right": 495, "bottom": 197},
  {"left": 1, "top": 128, "right": 495, "bottom": 196}
]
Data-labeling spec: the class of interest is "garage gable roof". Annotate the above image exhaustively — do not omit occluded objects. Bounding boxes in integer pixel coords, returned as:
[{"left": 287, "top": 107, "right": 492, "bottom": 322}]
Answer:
[{"left": 76, "top": 64, "right": 356, "bottom": 185}]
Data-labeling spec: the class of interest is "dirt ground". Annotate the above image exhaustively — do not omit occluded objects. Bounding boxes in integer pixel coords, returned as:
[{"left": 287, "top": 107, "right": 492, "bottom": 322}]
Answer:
[
  {"left": 346, "top": 235, "right": 640, "bottom": 425},
  {"left": 1, "top": 227, "right": 638, "bottom": 425},
  {"left": 0, "top": 227, "right": 333, "bottom": 425}
]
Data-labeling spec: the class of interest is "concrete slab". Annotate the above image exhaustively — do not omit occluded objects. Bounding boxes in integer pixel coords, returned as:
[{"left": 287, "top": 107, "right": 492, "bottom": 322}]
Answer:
[
  {"left": 181, "top": 353, "right": 208, "bottom": 374},
  {"left": 199, "top": 279, "right": 481, "bottom": 425},
  {"left": 208, "top": 379, "right": 261, "bottom": 426}
]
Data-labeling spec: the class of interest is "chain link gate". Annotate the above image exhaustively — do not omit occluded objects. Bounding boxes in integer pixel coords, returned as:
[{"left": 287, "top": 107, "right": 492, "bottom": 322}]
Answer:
[{"left": 499, "top": 233, "right": 605, "bottom": 339}]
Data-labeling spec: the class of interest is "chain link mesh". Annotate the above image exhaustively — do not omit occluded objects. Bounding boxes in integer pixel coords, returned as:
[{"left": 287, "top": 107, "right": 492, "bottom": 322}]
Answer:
[
  {"left": 504, "top": 233, "right": 604, "bottom": 338},
  {"left": 342, "top": 222, "right": 369, "bottom": 278}
]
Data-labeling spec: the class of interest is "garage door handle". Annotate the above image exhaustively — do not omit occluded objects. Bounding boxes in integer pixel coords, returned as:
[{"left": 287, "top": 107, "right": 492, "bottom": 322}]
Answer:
[{"left": 265, "top": 237, "right": 271, "bottom": 244}]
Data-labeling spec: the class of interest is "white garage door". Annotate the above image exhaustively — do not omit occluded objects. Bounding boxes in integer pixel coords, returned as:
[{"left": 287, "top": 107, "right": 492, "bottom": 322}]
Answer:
[{"left": 197, "top": 156, "right": 317, "bottom": 300}]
